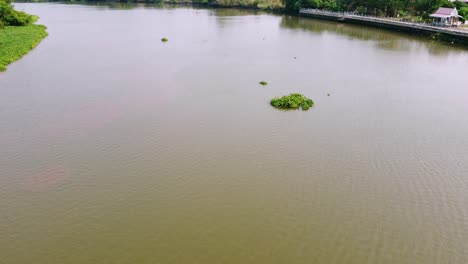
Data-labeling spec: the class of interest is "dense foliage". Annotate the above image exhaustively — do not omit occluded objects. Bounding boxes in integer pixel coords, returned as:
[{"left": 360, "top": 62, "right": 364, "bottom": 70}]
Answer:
[
  {"left": 285, "top": 0, "right": 468, "bottom": 17},
  {"left": 0, "top": 0, "right": 34, "bottom": 26},
  {"left": 271, "top": 93, "right": 314, "bottom": 110}
]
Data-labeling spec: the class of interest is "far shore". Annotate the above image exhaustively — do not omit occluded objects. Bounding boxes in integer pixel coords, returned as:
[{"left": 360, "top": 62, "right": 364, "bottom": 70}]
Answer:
[{"left": 26, "top": 0, "right": 467, "bottom": 46}]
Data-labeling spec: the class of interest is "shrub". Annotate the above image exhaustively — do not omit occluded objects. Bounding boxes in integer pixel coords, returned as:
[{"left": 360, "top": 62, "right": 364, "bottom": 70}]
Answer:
[
  {"left": 259, "top": 81, "right": 268, "bottom": 85},
  {"left": 270, "top": 93, "right": 314, "bottom": 111},
  {"left": 161, "top": 37, "right": 168, "bottom": 42},
  {"left": 0, "top": 19, "right": 4, "bottom": 29},
  {"left": 459, "top": 7, "right": 468, "bottom": 19},
  {"left": 0, "top": 0, "right": 34, "bottom": 26}
]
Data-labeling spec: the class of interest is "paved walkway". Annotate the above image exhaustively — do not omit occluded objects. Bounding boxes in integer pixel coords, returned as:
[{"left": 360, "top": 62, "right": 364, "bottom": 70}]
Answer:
[{"left": 299, "top": 9, "right": 468, "bottom": 38}]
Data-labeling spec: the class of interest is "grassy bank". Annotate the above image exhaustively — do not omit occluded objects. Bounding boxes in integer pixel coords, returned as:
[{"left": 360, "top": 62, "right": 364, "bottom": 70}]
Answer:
[{"left": 0, "top": 24, "right": 47, "bottom": 71}]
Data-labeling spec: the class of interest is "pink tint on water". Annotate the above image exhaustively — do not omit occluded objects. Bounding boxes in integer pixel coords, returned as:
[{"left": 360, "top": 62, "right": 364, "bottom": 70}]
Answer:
[{"left": 19, "top": 167, "right": 70, "bottom": 192}]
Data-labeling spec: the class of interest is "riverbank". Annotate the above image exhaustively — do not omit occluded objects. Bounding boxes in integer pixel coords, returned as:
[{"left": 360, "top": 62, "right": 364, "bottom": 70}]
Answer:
[
  {"left": 0, "top": 24, "right": 48, "bottom": 71},
  {"left": 299, "top": 9, "right": 468, "bottom": 45}
]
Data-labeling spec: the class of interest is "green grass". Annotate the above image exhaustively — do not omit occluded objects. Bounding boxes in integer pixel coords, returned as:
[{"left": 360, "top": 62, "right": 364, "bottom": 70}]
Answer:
[
  {"left": 0, "top": 24, "right": 48, "bottom": 71},
  {"left": 270, "top": 93, "right": 314, "bottom": 111}
]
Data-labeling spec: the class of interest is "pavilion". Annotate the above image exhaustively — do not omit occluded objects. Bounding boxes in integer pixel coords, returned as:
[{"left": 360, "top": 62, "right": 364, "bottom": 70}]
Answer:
[{"left": 430, "top": 7, "right": 463, "bottom": 27}]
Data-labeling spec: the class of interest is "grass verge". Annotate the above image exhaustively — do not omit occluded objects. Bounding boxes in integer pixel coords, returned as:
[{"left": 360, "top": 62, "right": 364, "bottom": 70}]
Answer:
[{"left": 0, "top": 24, "right": 48, "bottom": 72}]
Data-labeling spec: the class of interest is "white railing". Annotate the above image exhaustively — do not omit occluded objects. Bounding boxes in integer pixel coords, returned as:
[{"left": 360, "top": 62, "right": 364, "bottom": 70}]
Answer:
[{"left": 299, "top": 8, "right": 468, "bottom": 35}]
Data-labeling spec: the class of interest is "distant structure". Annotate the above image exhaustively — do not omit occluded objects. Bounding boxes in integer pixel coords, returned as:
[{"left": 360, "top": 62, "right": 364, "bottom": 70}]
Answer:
[{"left": 430, "top": 7, "right": 463, "bottom": 27}]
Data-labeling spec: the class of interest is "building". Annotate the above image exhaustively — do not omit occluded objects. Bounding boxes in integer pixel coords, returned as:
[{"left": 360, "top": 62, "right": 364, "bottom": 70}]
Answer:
[{"left": 430, "top": 8, "right": 463, "bottom": 27}]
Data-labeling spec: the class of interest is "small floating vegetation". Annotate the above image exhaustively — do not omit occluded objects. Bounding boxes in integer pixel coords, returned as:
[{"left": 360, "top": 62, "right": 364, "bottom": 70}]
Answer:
[
  {"left": 270, "top": 93, "right": 314, "bottom": 111},
  {"left": 259, "top": 81, "right": 268, "bottom": 86},
  {"left": 161, "top": 37, "right": 168, "bottom": 42}
]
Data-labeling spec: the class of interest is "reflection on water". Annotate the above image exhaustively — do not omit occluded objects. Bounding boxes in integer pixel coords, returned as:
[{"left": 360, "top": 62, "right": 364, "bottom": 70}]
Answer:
[
  {"left": 18, "top": 0, "right": 172, "bottom": 9},
  {"left": 210, "top": 7, "right": 267, "bottom": 16},
  {"left": 20, "top": 0, "right": 271, "bottom": 13},
  {"left": 1, "top": 3, "right": 468, "bottom": 264},
  {"left": 280, "top": 15, "right": 468, "bottom": 55}
]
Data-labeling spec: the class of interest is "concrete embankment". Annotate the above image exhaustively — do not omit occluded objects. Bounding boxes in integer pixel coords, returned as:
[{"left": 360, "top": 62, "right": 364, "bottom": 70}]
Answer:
[{"left": 299, "top": 9, "right": 468, "bottom": 45}]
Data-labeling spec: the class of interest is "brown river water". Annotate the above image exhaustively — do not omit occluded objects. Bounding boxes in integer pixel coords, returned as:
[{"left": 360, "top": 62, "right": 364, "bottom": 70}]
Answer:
[{"left": 1, "top": 3, "right": 468, "bottom": 263}]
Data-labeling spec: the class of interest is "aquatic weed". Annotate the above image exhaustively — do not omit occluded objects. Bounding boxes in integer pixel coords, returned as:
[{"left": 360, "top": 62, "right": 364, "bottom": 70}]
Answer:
[{"left": 270, "top": 93, "right": 314, "bottom": 111}]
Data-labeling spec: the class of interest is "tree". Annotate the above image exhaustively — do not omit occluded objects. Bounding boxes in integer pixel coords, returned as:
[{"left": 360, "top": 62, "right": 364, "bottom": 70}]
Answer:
[
  {"left": 459, "top": 6, "right": 468, "bottom": 19},
  {"left": 0, "top": 0, "right": 33, "bottom": 26}
]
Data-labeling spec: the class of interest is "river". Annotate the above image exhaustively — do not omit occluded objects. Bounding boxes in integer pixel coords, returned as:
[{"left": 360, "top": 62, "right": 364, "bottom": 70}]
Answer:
[{"left": 1, "top": 3, "right": 468, "bottom": 263}]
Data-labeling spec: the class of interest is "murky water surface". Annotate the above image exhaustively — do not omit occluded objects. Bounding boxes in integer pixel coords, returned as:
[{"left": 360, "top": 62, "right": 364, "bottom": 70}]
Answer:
[{"left": 1, "top": 3, "right": 468, "bottom": 263}]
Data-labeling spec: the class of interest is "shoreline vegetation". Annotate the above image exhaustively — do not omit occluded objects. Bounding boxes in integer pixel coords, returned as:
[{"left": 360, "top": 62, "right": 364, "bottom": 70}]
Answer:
[{"left": 0, "top": 0, "right": 47, "bottom": 71}]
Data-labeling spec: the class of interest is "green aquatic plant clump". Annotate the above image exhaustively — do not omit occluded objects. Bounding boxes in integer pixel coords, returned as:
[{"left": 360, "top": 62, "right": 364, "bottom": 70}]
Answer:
[
  {"left": 270, "top": 93, "right": 314, "bottom": 111},
  {"left": 161, "top": 37, "right": 168, "bottom": 42},
  {"left": 0, "top": 24, "right": 48, "bottom": 71},
  {"left": 301, "top": 98, "right": 314, "bottom": 110}
]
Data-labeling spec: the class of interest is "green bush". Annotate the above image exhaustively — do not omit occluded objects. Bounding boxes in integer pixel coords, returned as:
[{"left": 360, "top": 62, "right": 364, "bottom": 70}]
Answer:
[
  {"left": 161, "top": 37, "right": 168, "bottom": 42},
  {"left": 0, "top": 0, "right": 34, "bottom": 26},
  {"left": 259, "top": 81, "right": 268, "bottom": 85},
  {"left": 270, "top": 93, "right": 314, "bottom": 111},
  {"left": 0, "top": 19, "right": 4, "bottom": 29},
  {"left": 459, "top": 7, "right": 468, "bottom": 19}
]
